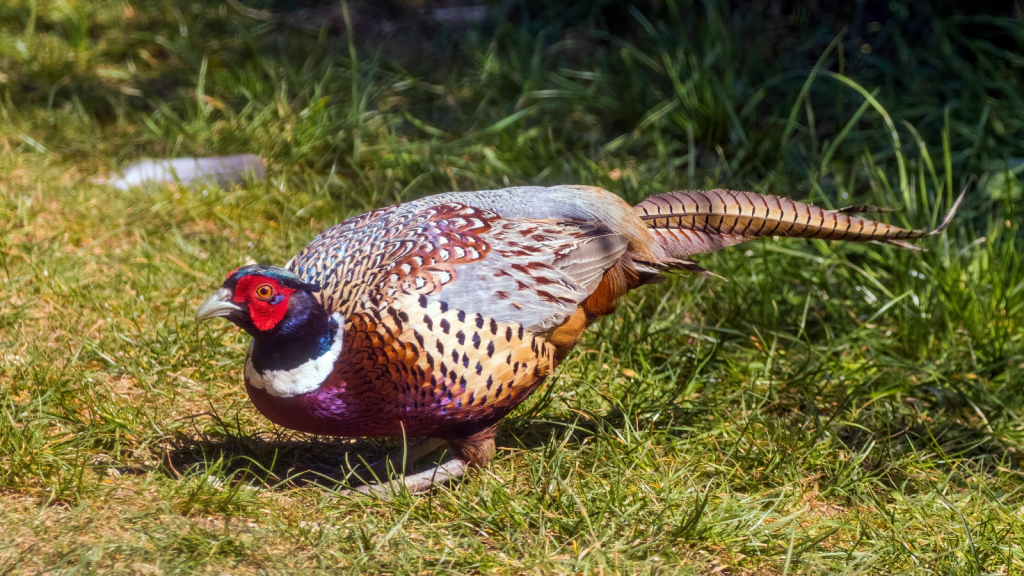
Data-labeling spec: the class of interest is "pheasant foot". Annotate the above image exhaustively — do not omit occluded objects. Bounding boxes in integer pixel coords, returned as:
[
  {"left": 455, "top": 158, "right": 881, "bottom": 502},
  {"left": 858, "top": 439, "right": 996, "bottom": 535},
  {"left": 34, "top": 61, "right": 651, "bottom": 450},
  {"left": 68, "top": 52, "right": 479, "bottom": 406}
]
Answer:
[
  {"left": 343, "top": 458, "right": 469, "bottom": 497},
  {"left": 342, "top": 426, "right": 497, "bottom": 497},
  {"left": 348, "top": 437, "right": 448, "bottom": 485}
]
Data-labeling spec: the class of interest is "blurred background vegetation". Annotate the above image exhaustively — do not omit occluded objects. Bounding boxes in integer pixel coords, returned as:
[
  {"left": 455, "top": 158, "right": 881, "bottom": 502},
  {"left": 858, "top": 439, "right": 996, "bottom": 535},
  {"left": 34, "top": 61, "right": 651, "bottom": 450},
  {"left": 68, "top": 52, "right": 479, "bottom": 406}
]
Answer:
[{"left": 3, "top": 0, "right": 1022, "bottom": 190}]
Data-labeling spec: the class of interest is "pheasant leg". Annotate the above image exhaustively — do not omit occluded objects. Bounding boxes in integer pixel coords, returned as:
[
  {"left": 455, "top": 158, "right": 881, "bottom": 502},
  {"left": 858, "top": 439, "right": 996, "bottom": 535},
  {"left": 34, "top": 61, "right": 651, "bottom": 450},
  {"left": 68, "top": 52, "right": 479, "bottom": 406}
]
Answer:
[
  {"left": 350, "top": 437, "right": 448, "bottom": 485},
  {"left": 343, "top": 427, "right": 497, "bottom": 496},
  {"left": 346, "top": 458, "right": 469, "bottom": 496}
]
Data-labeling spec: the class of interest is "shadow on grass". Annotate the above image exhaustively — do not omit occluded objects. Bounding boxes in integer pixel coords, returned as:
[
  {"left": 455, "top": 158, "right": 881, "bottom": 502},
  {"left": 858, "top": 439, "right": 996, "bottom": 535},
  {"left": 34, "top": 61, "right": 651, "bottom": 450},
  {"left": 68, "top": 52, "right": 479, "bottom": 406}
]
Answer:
[
  {"left": 158, "top": 415, "right": 452, "bottom": 490},
  {"left": 159, "top": 390, "right": 1017, "bottom": 495},
  {"left": 158, "top": 408, "right": 621, "bottom": 491},
  {"left": 506, "top": 395, "right": 1022, "bottom": 491},
  {"left": 839, "top": 417, "right": 1023, "bottom": 476}
]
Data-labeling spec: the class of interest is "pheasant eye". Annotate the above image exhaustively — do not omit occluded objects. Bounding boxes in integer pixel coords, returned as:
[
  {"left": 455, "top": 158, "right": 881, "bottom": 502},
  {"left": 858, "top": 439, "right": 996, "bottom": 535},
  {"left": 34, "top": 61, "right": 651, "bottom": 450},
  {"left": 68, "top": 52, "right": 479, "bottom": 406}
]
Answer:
[{"left": 255, "top": 284, "right": 275, "bottom": 299}]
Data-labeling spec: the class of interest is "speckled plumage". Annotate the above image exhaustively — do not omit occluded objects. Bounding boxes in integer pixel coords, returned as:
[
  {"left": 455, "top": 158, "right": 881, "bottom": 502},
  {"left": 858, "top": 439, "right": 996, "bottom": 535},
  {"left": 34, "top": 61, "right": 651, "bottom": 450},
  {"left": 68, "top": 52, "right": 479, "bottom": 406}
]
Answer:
[
  {"left": 258, "top": 187, "right": 638, "bottom": 444},
  {"left": 210, "top": 184, "right": 961, "bottom": 474}
]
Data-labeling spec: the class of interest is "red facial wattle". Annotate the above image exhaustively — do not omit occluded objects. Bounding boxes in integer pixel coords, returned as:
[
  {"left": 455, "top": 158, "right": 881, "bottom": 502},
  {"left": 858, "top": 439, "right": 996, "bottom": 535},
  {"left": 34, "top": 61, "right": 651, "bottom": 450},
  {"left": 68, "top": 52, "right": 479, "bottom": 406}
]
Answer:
[{"left": 233, "top": 275, "right": 296, "bottom": 331}]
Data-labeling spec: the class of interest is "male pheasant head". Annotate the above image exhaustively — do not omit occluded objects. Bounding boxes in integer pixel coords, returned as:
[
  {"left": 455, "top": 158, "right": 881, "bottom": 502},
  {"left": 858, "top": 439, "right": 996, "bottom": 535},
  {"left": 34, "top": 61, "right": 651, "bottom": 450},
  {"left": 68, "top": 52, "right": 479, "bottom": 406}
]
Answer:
[
  {"left": 196, "top": 265, "right": 343, "bottom": 398},
  {"left": 195, "top": 265, "right": 323, "bottom": 337}
]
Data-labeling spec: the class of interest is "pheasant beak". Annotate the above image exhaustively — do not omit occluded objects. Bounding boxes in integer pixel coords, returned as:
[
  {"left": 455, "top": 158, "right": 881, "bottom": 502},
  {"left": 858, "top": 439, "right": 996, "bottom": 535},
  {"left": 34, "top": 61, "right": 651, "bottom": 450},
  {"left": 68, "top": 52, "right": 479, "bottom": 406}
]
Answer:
[{"left": 195, "top": 287, "right": 244, "bottom": 323}]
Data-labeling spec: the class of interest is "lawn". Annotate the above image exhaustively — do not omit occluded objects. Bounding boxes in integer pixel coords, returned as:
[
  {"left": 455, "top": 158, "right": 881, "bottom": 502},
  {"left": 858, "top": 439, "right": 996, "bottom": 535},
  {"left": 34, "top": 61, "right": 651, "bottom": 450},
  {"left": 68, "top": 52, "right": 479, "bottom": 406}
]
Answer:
[{"left": 1, "top": 1, "right": 1023, "bottom": 574}]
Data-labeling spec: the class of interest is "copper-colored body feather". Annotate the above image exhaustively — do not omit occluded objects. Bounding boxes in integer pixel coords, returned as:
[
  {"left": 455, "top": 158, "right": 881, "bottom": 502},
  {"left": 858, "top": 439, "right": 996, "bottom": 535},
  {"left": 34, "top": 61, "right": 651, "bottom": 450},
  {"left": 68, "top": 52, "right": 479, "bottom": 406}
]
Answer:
[{"left": 242, "top": 185, "right": 962, "bottom": 470}]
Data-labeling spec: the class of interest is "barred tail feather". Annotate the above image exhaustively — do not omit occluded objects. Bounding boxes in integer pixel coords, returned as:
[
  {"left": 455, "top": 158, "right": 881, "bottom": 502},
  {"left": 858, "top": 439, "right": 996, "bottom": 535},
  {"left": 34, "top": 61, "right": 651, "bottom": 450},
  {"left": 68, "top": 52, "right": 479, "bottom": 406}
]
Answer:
[{"left": 635, "top": 188, "right": 966, "bottom": 258}]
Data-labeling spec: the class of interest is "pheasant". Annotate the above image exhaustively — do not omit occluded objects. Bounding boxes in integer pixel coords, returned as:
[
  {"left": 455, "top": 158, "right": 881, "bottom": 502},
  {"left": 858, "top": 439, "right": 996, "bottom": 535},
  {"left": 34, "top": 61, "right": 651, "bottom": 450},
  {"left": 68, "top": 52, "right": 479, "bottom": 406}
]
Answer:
[{"left": 195, "top": 185, "right": 963, "bottom": 493}]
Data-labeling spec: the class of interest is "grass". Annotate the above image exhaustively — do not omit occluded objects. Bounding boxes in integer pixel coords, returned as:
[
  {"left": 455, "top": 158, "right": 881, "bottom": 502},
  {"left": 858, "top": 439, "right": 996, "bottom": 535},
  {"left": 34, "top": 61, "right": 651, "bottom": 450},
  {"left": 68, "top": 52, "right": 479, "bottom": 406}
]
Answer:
[{"left": 1, "top": 0, "right": 1023, "bottom": 573}]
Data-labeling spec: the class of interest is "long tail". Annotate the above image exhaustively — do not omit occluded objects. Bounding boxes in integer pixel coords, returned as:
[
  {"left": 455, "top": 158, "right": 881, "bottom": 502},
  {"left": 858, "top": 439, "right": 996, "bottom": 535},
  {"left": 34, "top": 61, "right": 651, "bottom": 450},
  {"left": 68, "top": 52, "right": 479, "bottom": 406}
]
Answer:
[{"left": 635, "top": 188, "right": 966, "bottom": 263}]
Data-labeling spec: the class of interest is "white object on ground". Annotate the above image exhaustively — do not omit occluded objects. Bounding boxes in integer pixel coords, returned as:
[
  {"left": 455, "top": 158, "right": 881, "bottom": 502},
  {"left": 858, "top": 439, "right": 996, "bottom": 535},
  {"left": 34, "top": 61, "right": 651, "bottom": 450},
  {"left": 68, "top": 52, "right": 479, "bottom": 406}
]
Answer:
[
  {"left": 429, "top": 5, "right": 489, "bottom": 25},
  {"left": 107, "top": 154, "right": 265, "bottom": 190}
]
